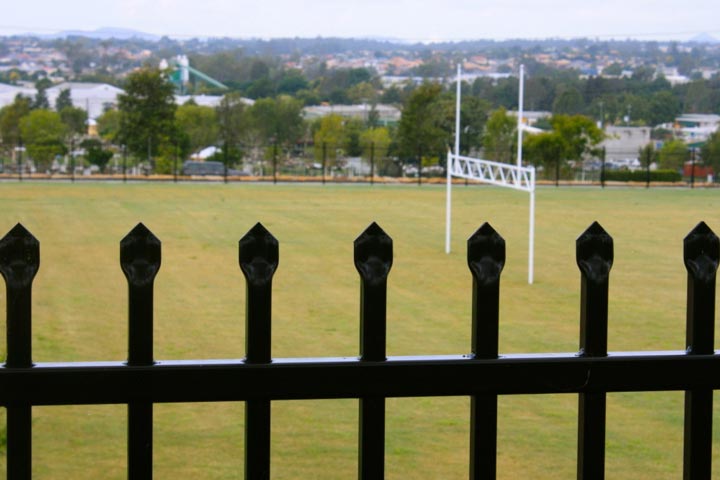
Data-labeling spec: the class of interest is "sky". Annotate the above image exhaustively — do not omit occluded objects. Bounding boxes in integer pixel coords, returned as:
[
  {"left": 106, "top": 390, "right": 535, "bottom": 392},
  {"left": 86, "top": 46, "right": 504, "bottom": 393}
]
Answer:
[{"left": 1, "top": 0, "right": 719, "bottom": 42}]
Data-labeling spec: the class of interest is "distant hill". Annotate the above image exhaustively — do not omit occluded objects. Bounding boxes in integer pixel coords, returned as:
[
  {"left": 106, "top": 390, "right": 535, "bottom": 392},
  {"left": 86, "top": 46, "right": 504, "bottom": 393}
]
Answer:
[
  {"left": 41, "top": 27, "right": 160, "bottom": 41},
  {"left": 689, "top": 33, "right": 719, "bottom": 44}
]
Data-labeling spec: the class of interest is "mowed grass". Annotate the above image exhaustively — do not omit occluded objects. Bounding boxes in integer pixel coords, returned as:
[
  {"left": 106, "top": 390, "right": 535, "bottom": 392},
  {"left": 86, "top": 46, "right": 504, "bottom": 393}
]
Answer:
[{"left": 0, "top": 182, "right": 719, "bottom": 479}]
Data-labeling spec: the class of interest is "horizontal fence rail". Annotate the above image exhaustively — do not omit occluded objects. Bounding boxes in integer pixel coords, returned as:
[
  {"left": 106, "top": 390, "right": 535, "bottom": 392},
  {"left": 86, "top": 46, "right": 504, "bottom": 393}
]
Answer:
[{"left": 0, "top": 220, "right": 718, "bottom": 480}]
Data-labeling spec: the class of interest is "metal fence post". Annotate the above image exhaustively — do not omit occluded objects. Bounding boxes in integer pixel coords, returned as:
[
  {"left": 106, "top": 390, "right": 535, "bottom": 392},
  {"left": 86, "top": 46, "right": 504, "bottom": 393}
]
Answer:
[
  {"left": 576, "top": 222, "right": 613, "bottom": 480},
  {"left": 121, "top": 223, "right": 161, "bottom": 480},
  {"left": 682, "top": 222, "right": 719, "bottom": 479},
  {"left": 0, "top": 224, "right": 39, "bottom": 480},
  {"left": 239, "top": 223, "right": 279, "bottom": 480},
  {"left": 355, "top": 223, "right": 392, "bottom": 480},
  {"left": 467, "top": 223, "right": 505, "bottom": 480}
]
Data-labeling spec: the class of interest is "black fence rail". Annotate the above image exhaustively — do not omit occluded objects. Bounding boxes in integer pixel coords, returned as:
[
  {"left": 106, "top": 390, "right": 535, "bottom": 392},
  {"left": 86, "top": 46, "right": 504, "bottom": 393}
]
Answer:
[{"left": 0, "top": 220, "right": 718, "bottom": 480}]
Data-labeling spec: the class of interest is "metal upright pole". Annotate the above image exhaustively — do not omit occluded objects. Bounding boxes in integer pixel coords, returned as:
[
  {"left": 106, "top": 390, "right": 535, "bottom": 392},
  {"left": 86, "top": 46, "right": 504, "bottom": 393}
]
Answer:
[
  {"left": 322, "top": 142, "right": 327, "bottom": 185},
  {"left": 123, "top": 144, "right": 127, "bottom": 183},
  {"left": 174, "top": 143, "right": 178, "bottom": 183},
  {"left": 17, "top": 138, "right": 23, "bottom": 182},
  {"left": 690, "top": 147, "right": 696, "bottom": 189},
  {"left": 70, "top": 138, "right": 75, "bottom": 183},
  {"left": 370, "top": 142, "right": 375, "bottom": 186},
  {"left": 517, "top": 64, "right": 525, "bottom": 168}
]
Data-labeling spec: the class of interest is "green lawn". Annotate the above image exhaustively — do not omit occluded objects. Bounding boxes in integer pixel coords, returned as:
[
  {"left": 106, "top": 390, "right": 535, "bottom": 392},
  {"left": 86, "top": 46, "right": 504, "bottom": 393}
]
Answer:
[{"left": 0, "top": 182, "right": 719, "bottom": 479}]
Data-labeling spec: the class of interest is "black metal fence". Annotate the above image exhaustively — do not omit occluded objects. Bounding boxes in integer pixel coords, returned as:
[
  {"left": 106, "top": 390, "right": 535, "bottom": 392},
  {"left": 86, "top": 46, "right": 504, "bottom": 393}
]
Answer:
[{"left": 0, "top": 220, "right": 718, "bottom": 480}]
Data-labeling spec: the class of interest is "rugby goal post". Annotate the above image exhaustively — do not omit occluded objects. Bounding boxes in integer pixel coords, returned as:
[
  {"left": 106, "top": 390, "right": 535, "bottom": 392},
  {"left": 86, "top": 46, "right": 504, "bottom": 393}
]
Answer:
[{"left": 446, "top": 64, "right": 536, "bottom": 284}]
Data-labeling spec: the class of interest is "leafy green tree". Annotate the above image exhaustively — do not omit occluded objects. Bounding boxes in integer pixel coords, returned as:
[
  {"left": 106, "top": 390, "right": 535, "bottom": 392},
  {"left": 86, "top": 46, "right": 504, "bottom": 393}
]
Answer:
[
  {"left": 33, "top": 78, "right": 51, "bottom": 110},
  {"left": 117, "top": 68, "right": 178, "bottom": 165},
  {"left": 658, "top": 139, "right": 689, "bottom": 170},
  {"left": 80, "top": 138, "right": 113, "bottom": 172},
  {"left": 397, "top": 83, "right": 447, "bottom": 167},
  {"left": 639, "top": 143, "right": 658, "bottom": 185},
  {"left": 360, "top": 127, "right": 392, "bottom": 174},
  {"left": 59, "top": 106, "right": 88, "bottom": 136},
  {"left": 0, "top": 94, "right": 31, "bottom": 149},
  {"left": 19, "top": 109, "right": 67, "bottom": 171},
  {"left": 550, "top": 114, "right": 604, "bottom": 161},
  {"left": 552, "top": 86, "right": 585, "bottom": 115},
  {"left": 482, "top": 108, "right": 516, "bottom": 163},
  {"left": 176, "top": 103, "right": 218, "bottom": 154},
  {"left": 701, "top": 131, "right": 720, "bottom": 176},
  {"left": 250, "top": 95, "right": 304, "bottom": 148},
  {"left": 523, "top": 131, "right": 566, "bottom": 184},
  {"left": 96, "top": 108, "right": 121, "bottom": 142},
  {"left": 55, "top": 88, "right": 73, "bottom": 111},
  {"left": 216, "top": 92, "right": 250, "bottom": 167},
  {"left": 647, "top": 91, "right": 680, "bottom": 126},
  {"left": 313, "top": 114, "right": 346, "bottom": 166}
]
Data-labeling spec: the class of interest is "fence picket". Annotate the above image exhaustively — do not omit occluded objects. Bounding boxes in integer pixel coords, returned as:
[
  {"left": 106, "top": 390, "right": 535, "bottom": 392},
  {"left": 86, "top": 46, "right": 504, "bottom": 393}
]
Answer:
[
  {"left": 682, "top": 222, "right": 719, "bottom": 479},
  {"left": 576, "top": 222, "right": 613, "bottom": 480},
  {"left": 355, "top": 222, "right": 392, "bottom": 480},
  {"left": 121, "top": 223, "right": 161, "bottom": 480},
  {"left": 467, "top": 223, "right": 504, "bottom": 480},
  {"left": 0, "top": 224, "right": 39, "bottom": 480},
  {"left": 239, "top": 223, "right": 278, "bottom": 480}
]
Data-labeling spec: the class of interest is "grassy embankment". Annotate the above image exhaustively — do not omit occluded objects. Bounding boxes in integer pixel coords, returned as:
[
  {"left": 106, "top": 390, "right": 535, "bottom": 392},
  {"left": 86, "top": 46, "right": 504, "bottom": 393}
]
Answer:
[{"left": 0, "top": 183, "right": 718, "bottom": 479}]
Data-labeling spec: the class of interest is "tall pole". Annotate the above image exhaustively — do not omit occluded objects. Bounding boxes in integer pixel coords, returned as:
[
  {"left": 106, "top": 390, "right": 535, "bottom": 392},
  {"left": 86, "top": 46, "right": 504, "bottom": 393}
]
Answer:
[
  {"left": 528, "top": 169, "right": 535, "bottom": 285},
  {"left": 447, "top": 63, "right": 461, "bottom": 255},
  {"left": 322, "top": 142, "right": 327, "bottom": 185},
  {"left": 17, "top": 138, "right": 22, "bottom": 182},
  {"left": 173, "top": 143, "right": 178, "bottom": 183},
  {"left": 370, "top": 142, "right": 375, "bottom": 186},
  {"left": 690, "top": 147, "right": 696, "bottom": 189},
  {"left": 70, "top": 137, "right": 75, "bottom": 183},
  {"left": 273, "top": 141, "right": 278, "bottom": 185},
  {"left": 600, "top": 147, "right": 606, "bottom": 189},
  {"left": 516, "top": 64, "right": 525, "bottom": 168},
  {"left": 122, "top": 144, "right": 127, "bottom": 183}
]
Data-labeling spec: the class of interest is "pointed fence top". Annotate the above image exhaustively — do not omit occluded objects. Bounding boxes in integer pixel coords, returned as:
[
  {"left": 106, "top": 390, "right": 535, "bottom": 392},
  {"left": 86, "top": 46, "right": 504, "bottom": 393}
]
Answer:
[
  {"left": 239, "top": 223, "right": 279, "bottom": 287},
  {"left": 120, "top": 223, "right": 161, "bottom": 287},
  {"left": 684, "top": 221, "right": 719, "bottom": 284},
  {"left": 354, "top": 222, "right": 393, "bottom": 286},
  {"left": 0, "top": 223, "right": 40, "bottom": 289},
  {"left": 467, "top": 223, "right": 505, "bottom": 287},
  {"left": 576, "top": 222, "right": 613, "bottom": 283}
]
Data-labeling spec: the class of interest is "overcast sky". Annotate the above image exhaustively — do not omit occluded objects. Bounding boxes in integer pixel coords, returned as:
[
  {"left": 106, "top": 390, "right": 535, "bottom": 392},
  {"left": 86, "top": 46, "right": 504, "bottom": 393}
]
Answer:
[{"left": 2, "top": 0, "right": 719, "bottom": 42}]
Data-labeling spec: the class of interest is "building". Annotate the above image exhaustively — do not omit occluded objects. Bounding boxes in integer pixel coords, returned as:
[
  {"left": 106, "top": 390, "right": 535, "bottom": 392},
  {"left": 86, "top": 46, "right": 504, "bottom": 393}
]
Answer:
[
  {"left": 601, "top": 126, "right": 651, "bottom": 165},
  {"left": 303, "top": 104, "right": 401, "bottom": 125},
  {"left": 46, "top": 82, "right": 125, "bottom": 119}
]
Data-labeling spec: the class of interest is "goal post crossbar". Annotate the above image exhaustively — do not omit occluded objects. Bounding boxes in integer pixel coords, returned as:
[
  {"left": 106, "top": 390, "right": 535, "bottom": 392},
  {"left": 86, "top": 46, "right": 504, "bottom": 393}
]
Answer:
[
  {"left": 445, "top": 152, "right": 536, "bottom": 284},
  {"left": 448, "top": 153, "right": 535, "bottom": 193}
]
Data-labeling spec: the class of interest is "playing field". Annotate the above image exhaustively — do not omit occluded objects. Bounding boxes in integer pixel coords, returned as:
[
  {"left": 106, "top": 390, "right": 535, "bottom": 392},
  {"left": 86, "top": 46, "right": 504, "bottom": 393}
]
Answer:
[{"left": 0, "top": 182, "right": 719, "bottom": 479}]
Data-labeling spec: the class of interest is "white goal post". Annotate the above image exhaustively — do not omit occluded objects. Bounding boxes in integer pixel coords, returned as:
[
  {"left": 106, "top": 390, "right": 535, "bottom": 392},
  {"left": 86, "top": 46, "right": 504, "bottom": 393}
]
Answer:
[{"left": 446, "top": 64, "right": 536, "bottom": 284}]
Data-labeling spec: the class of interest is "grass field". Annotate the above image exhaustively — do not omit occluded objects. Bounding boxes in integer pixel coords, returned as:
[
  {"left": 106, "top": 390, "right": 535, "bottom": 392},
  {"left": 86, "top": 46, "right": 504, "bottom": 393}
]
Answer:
[{"left": 0, "top": 182, "right": 719, "bottom": 479}]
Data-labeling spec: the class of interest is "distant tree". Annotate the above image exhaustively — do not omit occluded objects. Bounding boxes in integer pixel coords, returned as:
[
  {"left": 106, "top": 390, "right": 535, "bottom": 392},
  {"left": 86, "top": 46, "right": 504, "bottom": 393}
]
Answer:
[
  {"left": 80, "top": 138, "right": 113, "bottom": 172},
  {"left": 397, "top": 83, "right": 447, "bottom": 167},
  {"left": 216, "top": 92, "right": 250, "bottom": 167},
  {"left": 602, "top": 63, "right": 624, "bottom": 76},
  {"left": 19, "top": 109, "right": 67, "bottom": 171},
  {"left": 59, "top": 106, "right": 88, "bottom": 136},
  {"left": 32, "top": 78, "right": 51, "bottom": 110},
  {"left": 701, "top": 131, "right": 720, "bottom": 177},
  {"left": 360, "top": 127, "right": 392, "bottom": 174},
  {"left": 175, "top": 103, "right": 219, "bottom": 154},
  {"left": 250, "top": 95, "right": 305, "bottom": 170},
  {"left": 647, "top": 91, "right": 681, "bottom": 126},
  {"left": 117, "top": 68, "right": 178, "bottom": 165},
  {"left": 550, "top": 114, "right": 604, "bottom": 161},
  {"left": 552, "top": 86, "right": 585, "bottom": 115},
  {"left": 482, "top": 107, "right": 516, "bottom": 163},
  {"left": 313, "top": 114, "right": 345, "bottom": 167},
  {"left": 523, "top": 131, "right": 566, "bottom": 185},
  {"left": 96, "top": 108, "right": 121, "bottom": 142},
  {"left": 0, "top": 94, "right": 31, "bottom": 149},
  {"left": 639, "top": 143, "right": 658, "bottom": 185},
  {"left": 343, "top": 118, "right": 364, "bottom": 157},
  {"left": 55, "top": 88, "right": 73, "bottom": 111},
  {"left": 658, "top": 139, "right": 689, "bottom": 170}
]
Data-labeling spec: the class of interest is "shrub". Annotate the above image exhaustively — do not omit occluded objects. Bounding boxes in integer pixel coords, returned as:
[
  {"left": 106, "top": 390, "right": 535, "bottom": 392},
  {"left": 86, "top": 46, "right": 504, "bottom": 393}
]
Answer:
[{"left": 603, "top": 169, "right": 681, "bottom": 182}]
